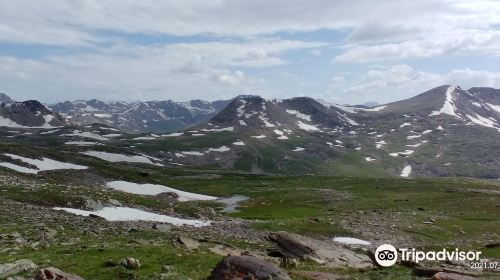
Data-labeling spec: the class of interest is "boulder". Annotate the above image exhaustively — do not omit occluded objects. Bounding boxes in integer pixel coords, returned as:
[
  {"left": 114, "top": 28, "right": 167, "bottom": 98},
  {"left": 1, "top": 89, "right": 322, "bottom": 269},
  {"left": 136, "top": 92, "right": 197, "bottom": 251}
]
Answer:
[
  {"left": 0, "top": 259, "right": 37, "bottom": 278},
  {"left": 35, "top": 267, "right": 85, "bottom": 280},
  {"left": 268, "top": 232, "right": 372, "bottom": 269},
  {"left": 208, "top": 255, "right": 290, "bottom": 280},
  {"left": 431, "top": 272, "right": 475, "bottom": 280},
  {"left": 175, "top": 236, "right": 200, "bottom": 250}
]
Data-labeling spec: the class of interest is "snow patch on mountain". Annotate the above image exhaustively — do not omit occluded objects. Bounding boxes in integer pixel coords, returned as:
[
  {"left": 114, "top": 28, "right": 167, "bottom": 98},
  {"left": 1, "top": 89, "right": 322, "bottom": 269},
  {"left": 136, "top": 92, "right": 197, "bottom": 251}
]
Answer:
[
  {"left": 486, "top": 103, "right": 500, "bottom": 113},
  {"left": 54, "top": 207, "right": 210, "bottom": 227},
  {"left": 0, "top": 115, "right": 57, "bottom": 129},
  {"left": 65, "top": 141, "right": 100, "bottom": 146},
  {"left": 466, "top": 114, "right": 499, "bottom": 131},
  {"left": 297, "top": 121, "right": 320, "bottom": 131},
  {"left": 106, "top": 181, "right": 217, "bottom": 201},
  {"left": 389, "top": 150, "right": 415, "bottom": 157},
  {"left": 206, "top": 146, "right": 231, "bottom": 153},
  {"left": 400, "top": 165, "right": 412, "bottom": 177},
  {"left": 429, "top": 86, "right": 460, "bottom": 118},
  {"left": 286, "top": 109, "right": 311, "bottom": 121},
  {"left": 82, "top": 151, "right": 161, "bottom": 165},
  {"left": 162, "top": 132, "right": 183, "bottom": 137},
  {"left": 62, "top": 130, "right": 108, "bottom": 141},
  {"left": 201, "top": 127, "right": 234, "bottom": 132},
  {"left": 0, "top": 153, "right": 88, "bottom": 174}
]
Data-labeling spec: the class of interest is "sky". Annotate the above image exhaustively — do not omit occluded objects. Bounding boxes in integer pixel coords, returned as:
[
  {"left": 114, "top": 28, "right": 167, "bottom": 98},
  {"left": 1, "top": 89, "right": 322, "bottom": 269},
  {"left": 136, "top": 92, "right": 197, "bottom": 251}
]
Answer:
[{"left": 2, "top": 1, "right": 500, "bottom": 105}]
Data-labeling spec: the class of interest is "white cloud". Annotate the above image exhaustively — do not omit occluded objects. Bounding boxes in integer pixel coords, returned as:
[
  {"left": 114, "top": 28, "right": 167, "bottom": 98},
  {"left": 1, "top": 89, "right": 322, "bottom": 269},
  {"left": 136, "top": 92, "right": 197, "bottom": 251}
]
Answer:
[
  {"left": 210, "top": 70, "right": 247, "bottom": 85},
  {"left": 1, "top": 1, "right": 500, "bottom": 102},
  {"left": 335, "top": 29, "right": 500, "bottom": 63},
  {"left": 0, "top": 39, "right": 323, "bottom": 102},
  {"left": 327, "top": 64, "right": 500, "bottom": 104},
  {"left": 1, "top": 1, "right": 499, "bottom": 46}
]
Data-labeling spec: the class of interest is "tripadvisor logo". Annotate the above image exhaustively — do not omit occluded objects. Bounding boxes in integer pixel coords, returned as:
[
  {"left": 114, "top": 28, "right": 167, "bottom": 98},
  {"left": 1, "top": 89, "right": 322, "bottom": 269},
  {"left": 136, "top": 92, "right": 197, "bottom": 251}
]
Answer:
[
  {"left": 375, "top": 244, "right": 398, "bottom": 267},
  {"left": 374, "top": 244, "right": 482, "bottom": 267}
]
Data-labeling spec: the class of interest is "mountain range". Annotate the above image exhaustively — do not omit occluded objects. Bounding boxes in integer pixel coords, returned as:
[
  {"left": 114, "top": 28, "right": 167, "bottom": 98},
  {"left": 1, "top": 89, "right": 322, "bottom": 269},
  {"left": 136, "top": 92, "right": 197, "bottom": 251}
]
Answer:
[
  {"left": 0, "top": 85, "right": 498, "bottom": 178},
  {"left": 49, "top": 99, "right": 229, "bottom": 133}
]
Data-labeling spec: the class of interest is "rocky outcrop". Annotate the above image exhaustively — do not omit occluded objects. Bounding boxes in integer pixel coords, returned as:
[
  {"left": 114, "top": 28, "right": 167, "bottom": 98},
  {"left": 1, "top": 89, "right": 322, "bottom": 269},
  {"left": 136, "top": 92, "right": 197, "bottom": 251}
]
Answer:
[
  {"left": 0, "top": 100, "right": 66, "bottom": 127},
  {"left": 208, "top": 255, "right": 290, "bottom": 280},
  {"left": 175, "top": 236, "right": 200, "bottom": 250},
  {"left": 35, "top": 267, "right": 85, "bottom": 280},
  {"left": 0, "top": 259, "right": 37, "bottom": 278},
  {"left": 268, "top": 232, "right": 372, "bottom": 269}
]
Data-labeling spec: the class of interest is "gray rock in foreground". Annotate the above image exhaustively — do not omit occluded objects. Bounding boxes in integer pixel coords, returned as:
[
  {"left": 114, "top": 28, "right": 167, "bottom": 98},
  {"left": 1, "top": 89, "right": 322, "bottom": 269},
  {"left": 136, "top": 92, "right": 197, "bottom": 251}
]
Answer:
[
  {"left": 268, "top": 231, "right": 373, "bottom": 269},
  {"left": 35, "top": 267, "right": 85, "bottom": 280},
  {"left": 208, "top": 255, "right": 290, "bottom": 280},
  {"left": 0, "top": 259, "right": 37, "bottom": 278}
]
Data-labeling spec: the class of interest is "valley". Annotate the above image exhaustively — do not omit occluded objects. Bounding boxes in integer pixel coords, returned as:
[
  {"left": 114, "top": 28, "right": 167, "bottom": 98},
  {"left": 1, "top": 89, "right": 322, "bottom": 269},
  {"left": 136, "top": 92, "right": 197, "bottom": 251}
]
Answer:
[{"left": 0, "top": 85, "right": 498, "bottom": 279}]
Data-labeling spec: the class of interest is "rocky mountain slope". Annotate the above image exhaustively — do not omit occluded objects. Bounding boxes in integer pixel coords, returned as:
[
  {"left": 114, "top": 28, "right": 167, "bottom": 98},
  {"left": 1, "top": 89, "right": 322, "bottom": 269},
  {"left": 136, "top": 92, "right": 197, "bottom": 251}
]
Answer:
[
  {"left": 0, "top": 100, "right": 66, "bottom": 128},
  {"left": 0, "top": 85, "right": 498, "bottom": 178},
  {"left": 50, "top": 98, "right": 229, "bottom": 133},
  {"left": 163, "top": 85, "right": 500, "bottom": 178}
]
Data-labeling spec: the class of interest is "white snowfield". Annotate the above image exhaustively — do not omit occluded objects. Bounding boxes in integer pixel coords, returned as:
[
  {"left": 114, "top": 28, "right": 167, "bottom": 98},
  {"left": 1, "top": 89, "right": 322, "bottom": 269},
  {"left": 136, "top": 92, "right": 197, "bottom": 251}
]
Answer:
[
  {"left": 319, "top": 100, "right": 386, "bottom": 113},
  {"left": 486, "top": 103, "right": 500, "bottom": 113},
  {"left": 286, "top": 109, "right": 312, "bottom": 121},
  {"left": 292, "top": 147, "right": 305, "bottom": 152},
  {"left": 355, "top": 105, "right": 387, "bottom": 112},
  {"left": 340, "top": 113, "right": 359, "bottom": 126},
  {"left": 102, "top": 133, "right": 122, "bottom": 138},
  {"left": 400, "top": 165, "right": 412, "bottom": 177},
  {"left": 206, "top": 146, "right": 231, "bottom": 153},
  {"left": 375, "top": 140, "right": 387, "bottom": 149},
  {"left": 232, "top": 141, "right": 245, "bottom": 146},
  {"left": 430, "top": 86, "right": 460, "bottom": 118},
  {"left": 364, "top": 157, "right": 376, "bottom": 162},
  {"left": 297, "top": 121, "right": 320, "bottom": 131},
  {"left": 53, "top": 207, "right": 210, "bottom": 227},
  {"left": 201, "top": 127, "right": 234, "bottom": 132},
  {"left": 162, "top": 132, "right": 184, "bottom": 137},
  {"left": 65, "top": 141, "right": 100, "bottom": 146},
  {"left": 132, "top": 136, "right": 156, "bottom": 140},
  {"left": 252, "top": 135, "right": 266, "bottom": 139},
  {"left": 0, "top": 153, "right": 88, "bottom": 174},
  {"left": 93, "top": 113, "right": 112, "bottom": 118},
  {"left": 427, "top": 86, "right": 500, "bottom": 132},
  {"left": 466, "top": 114, "right": 499, "bottom": 131},
  {"left": 333, "top": 237, "right": 371, "bottom": 245},
  {"left": 81, "top": 151, "right": 162, "bottom": 166},
  {"left": 181, "top": 151, "right": 204, "bottom": 156},
  {"left": 0, "top": 115, "right": 57, "bottom": 129},
  {"left": 62, "top": 130, "right": 108, "bottom": 141},
  {"left": 106, "top": 181, "right": 217, "bottom": 201},
  {"left": 389, "top": 150, "right": 414, "bottom": 157},
  {"left": 0, "top": 162, "right": 38, "bottom": 174}
]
